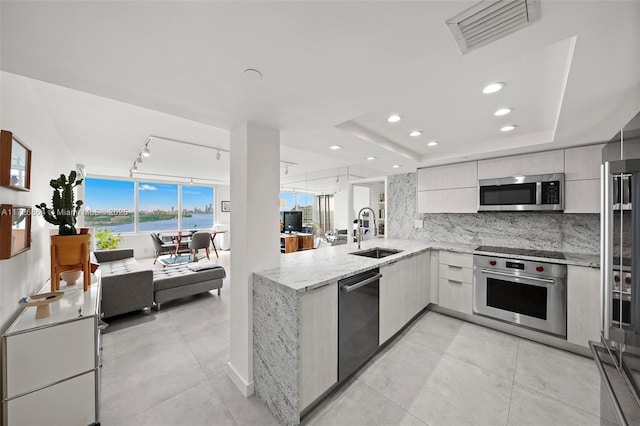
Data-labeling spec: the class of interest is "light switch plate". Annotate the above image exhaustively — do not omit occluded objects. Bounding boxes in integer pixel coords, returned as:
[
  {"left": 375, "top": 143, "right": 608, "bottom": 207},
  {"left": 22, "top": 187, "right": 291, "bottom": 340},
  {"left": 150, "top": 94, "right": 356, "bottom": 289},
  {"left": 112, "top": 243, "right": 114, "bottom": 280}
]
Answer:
[{"left": 414, "top": 220, "right": 424, "bottom": 228}]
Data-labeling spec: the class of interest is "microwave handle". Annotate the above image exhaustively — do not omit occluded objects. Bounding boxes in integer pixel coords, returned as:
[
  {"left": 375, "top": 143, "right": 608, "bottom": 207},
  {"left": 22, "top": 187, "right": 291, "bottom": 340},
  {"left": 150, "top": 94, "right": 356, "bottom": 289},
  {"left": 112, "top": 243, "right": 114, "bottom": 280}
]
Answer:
[
  {"left": 536, "top": 181, "right": 542, "bottom": 205},
  {"left": 613, "top": 176, "right": 620, "bottom": 207}
]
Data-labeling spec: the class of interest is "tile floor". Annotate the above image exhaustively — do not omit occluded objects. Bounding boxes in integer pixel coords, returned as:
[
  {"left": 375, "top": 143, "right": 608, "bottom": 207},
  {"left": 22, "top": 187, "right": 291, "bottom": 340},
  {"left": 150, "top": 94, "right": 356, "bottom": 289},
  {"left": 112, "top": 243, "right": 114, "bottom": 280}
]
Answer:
[{"left": 100, "top": 252, "right": 609, "bottom": 426}]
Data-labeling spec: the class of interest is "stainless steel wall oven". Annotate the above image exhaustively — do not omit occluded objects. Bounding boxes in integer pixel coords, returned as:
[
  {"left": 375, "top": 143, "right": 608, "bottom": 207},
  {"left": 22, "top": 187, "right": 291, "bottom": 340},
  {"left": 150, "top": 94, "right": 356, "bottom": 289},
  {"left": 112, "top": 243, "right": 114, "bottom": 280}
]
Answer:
[{"left": 473, "top": 254, "right": 567, "bottom": 337}]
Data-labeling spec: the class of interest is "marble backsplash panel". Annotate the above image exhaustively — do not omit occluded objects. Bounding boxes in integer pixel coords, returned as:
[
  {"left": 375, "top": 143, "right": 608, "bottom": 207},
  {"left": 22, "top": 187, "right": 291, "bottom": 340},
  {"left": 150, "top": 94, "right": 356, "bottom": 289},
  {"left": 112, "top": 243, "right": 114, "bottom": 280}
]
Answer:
[{"left": 388, "top": 173, "right": 600, "bottom": 255}]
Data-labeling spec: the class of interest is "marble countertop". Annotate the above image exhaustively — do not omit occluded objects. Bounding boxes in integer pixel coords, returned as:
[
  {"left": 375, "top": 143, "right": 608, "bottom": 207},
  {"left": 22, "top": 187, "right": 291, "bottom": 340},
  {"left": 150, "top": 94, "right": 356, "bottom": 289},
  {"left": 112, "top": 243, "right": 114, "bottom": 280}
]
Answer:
[{"left": 255, "top": 239, "right": 600, "bottom": 293}]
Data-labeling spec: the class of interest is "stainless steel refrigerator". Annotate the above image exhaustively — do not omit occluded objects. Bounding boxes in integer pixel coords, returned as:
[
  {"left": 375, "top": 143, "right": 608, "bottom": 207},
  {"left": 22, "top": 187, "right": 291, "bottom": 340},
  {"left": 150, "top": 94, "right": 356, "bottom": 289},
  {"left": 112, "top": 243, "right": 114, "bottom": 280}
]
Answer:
[{"left": 596, "top": 111, "right": 640, "bottom": 425}]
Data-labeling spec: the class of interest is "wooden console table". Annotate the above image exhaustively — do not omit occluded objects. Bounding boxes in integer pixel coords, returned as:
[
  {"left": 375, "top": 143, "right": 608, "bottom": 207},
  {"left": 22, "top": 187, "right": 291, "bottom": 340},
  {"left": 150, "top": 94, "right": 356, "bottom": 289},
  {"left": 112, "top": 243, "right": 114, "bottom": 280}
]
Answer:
[{"left": 280, "top": 233, "right": 314, "bottom": 254}]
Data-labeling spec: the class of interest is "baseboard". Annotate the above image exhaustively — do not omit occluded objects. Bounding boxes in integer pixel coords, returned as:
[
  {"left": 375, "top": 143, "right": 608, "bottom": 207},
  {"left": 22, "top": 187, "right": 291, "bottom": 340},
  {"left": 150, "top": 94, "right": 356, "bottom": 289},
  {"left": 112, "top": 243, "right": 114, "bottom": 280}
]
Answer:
[{"left": 226, "top": 361, "right": 255, "bottom": 397}]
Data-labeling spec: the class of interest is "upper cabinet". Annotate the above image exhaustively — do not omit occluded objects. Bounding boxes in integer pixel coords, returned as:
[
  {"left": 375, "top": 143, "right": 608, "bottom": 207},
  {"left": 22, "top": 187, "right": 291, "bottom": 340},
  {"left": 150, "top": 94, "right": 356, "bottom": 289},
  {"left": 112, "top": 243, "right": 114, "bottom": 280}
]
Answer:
[
  {"left": 477, "top": 150, "right": 564, "bottom": 180},
  {"left": 417, "top": 146, "right": 602, "bottom": 214},
  {"left": 563, "top": 144, "right": 603, "bottom": 213},
  {"left": 417, "top": 161, "right": 477, "bottom": 213}
]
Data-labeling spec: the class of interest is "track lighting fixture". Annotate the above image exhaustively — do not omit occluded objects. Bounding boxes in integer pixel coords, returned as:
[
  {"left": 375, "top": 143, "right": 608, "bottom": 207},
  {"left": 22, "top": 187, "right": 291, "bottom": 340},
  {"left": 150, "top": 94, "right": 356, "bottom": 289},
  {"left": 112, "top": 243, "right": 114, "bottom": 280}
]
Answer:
[
  {"left": 132, "top": 164, "right": 138, "bottom": 172},
  {"left": 285, "top": 166, "right": 289, "bottom": 175},
  {"left": 216, "top": 150, "right": 221, "bottom": 160},
  {"left": 142, "top": 146, "right": 150, "bottom": 157}
]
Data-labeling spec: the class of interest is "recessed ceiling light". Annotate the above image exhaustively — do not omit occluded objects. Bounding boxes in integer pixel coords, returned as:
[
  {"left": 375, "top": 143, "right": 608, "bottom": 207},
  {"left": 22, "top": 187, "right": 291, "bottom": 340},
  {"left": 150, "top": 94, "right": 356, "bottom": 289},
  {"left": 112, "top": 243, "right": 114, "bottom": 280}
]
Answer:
[
  {"left": 387, "top": 114, "right": 402, "bottom": 123},
  {"left": 328, "top": 145, "right": 343, "bottom": 150},
  {"left": 427, "top": 141, "right": 439, "bottom": 147},
  {"left": 494, "top": 108, "right": 512, "bottom": 116},
  {"left": 482, "top": 82, "right": 505, "bottom": 94},
  {"left": 366, "top": 156, "right": 377, "bottom": 160},
  {"left": 393, "top": 165, "right": 401, "bottom": 168},
  {"left": 409, "top": 130, "right": 423, "bottom": 137},
  {"left": 500, "top": 125, "right": 517, "bottom": 132}
]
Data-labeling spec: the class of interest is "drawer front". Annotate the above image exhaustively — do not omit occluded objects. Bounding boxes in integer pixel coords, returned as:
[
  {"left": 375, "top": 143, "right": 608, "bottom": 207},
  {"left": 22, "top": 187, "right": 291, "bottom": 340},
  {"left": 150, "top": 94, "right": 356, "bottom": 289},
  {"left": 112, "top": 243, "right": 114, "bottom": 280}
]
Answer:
[
  {"left": 438, "top": 278, "right": 473, "bottom": 315},
  {"left": 438, "top": 263, "right": 473, "bottom": 284},
  {"left": 439, "top": 251, "right": 473, "bottom": 269}
]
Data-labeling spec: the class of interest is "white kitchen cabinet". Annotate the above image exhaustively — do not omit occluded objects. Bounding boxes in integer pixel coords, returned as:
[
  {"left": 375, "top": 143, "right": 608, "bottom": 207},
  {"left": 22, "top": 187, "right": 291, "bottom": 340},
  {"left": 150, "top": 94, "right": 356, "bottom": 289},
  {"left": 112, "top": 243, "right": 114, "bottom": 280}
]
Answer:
[
  {"left": 299, "top": 282, "right": 338, "bottom": 410},
  {"left": 416, "top": 251, "right": 431, "bottom": 311},
  {"left": 564, "top": 144, "right": 604, "bottom": 181},
  {"left": 2, "top": 279, "right": 102, "bottom": 426},
  {"left": 430, "top": 250, "right": 439, "bottom": 304},
  {"left": 564, "top": 179, "right": 600, "bottom": 213},
  {"left": 417, "top": 161, "right": 477, "bottom": 190},
  {"left": 380, "top": 260, "right": 407, "bottom": 345},
  {"left": 437, "top": 251, "right": 474, "bottom": 315},
  {"left": 477, "top": 150, "right": 564, "bottom": 179},
  {"left": 379, "top": 251, "right": 430, "bottom": 345},
  {"left": 417, "top": 161, "right": 477, "bottom": 213},
  {"left": 417, "top": 187, "right": 477, "bottom": 213},
  {"left": 566, "top": 266, "right": 601, "bottom": 348}
]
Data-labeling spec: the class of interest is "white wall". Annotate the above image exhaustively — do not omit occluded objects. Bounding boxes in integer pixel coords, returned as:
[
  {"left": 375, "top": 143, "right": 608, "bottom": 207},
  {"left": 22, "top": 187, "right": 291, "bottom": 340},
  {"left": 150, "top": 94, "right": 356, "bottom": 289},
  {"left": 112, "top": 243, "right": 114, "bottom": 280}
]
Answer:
[
  {"left": 0, "top": 72, "right": 76, "bottom": 332},
  {"left": 333, "top": 190, "right": 349, "bottom": 230},
  {"left": 353, "top": 185, "right": 370, "bottom": 219}
]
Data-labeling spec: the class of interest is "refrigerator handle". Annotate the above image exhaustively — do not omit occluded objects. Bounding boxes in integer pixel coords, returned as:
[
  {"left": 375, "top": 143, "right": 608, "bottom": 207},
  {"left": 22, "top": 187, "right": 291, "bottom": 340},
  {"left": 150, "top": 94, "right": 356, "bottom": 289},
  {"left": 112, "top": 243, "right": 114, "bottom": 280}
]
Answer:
[{"left": 602, "top": 162, "right": 612, "bottom": 339}]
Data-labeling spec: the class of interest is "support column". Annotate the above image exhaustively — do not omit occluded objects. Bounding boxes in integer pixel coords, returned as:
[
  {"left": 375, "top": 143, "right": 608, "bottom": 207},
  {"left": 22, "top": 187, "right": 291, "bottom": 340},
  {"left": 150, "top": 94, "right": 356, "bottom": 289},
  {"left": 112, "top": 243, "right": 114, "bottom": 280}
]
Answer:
[{"left": 227, "top": 121, "right": 281, "bottom": 396}]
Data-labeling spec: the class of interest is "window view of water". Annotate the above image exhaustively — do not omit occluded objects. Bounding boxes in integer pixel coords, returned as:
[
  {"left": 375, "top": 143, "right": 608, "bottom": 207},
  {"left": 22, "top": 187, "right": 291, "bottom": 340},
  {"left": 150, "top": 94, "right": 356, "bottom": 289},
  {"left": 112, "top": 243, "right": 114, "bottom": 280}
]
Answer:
[{"left": 98, "top": 213, "right": 214, "bottom": 233}]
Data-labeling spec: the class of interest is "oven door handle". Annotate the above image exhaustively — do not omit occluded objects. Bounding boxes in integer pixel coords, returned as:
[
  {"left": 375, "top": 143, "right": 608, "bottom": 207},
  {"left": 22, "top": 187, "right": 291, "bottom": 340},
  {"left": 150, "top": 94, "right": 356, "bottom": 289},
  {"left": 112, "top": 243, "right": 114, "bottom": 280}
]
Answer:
[
  {"left": 480, "top": 269, "right": 555, "bottom": 284},
  {"left": 341, "top": 273, "right": 382, "bottom": 293}
]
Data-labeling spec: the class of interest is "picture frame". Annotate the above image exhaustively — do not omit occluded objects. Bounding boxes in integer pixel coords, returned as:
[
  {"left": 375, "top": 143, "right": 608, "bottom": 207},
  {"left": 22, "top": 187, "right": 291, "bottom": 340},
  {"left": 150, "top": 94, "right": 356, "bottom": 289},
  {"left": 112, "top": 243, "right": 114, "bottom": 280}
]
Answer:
[
  {"left": 221, "top": 201, "right": 231, "bottom": 212},
  {"left": 0, "top": 204, "right": 32, "bottom": 260},
  {"left": 0, "top": 130, "right": 32, "bottom": 191}
]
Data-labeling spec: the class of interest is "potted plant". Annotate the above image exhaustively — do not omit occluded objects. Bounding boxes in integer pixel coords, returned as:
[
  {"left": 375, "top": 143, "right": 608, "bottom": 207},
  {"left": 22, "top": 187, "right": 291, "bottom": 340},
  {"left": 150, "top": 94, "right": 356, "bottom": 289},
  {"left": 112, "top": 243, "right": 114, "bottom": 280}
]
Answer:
[
  {"left": 36, "top": 170, "right": 91, "bottom": 291},
  {"left": 95, "top": 228, "right": 122, "bottom": 250}
]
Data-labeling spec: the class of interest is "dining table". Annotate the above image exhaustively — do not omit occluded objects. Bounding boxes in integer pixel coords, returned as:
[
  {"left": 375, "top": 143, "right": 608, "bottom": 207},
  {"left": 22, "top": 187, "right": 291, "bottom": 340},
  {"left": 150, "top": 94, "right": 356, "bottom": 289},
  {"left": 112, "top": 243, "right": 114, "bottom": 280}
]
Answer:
[{"left": 158, "top": 229, "right": 226, "bottom": 258}]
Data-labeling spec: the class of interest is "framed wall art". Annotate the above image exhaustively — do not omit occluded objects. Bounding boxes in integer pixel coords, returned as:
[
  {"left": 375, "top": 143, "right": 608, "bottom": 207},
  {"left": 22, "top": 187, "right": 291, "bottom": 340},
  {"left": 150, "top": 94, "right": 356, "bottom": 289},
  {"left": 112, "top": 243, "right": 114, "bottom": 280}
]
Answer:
[
  {"left": 221, "top": 201, "right": 231, "bottom": 212},
  {"left": 0, "top": 204, "right": 32, "bottom": 259},
  {"left": 0, "top": 130, "right": 32, "bottom": 191}
]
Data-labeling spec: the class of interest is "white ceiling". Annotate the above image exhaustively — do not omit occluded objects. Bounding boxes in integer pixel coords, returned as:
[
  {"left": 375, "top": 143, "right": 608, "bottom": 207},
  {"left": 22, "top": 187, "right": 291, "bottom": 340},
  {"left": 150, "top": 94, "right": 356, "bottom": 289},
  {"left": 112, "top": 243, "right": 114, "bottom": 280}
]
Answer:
[{"left": 1, "top": 1, "right": 639, "bottom": 192}]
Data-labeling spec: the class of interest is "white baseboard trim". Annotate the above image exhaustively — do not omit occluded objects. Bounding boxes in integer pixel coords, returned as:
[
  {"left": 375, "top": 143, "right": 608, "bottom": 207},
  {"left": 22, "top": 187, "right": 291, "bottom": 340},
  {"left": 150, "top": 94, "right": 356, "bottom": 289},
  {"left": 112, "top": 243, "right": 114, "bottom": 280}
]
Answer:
[{"left": 226, "top": 361, "right": 255, "bottom": 397}]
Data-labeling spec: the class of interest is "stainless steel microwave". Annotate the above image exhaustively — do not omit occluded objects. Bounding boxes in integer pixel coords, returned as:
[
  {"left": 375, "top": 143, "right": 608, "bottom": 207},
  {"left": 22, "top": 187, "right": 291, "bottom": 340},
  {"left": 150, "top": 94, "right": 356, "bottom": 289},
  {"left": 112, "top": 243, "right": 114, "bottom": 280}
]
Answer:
[{"left": 478, "top": 174, "right": 564, "bottom": 212}]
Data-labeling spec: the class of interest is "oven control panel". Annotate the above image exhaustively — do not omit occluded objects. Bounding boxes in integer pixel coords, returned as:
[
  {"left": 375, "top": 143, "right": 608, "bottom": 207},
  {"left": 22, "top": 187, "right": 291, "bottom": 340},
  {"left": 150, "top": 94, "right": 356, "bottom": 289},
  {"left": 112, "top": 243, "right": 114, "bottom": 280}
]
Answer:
[{"left": 474, "top": 255, "right": 567, "bottom": 279}]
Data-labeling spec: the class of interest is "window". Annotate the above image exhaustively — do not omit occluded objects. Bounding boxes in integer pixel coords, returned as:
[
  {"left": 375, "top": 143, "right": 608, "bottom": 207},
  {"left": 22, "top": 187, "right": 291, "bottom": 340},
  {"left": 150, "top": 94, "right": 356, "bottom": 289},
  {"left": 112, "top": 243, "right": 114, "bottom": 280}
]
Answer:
[
  {"left": 84, "top": 178, "right": 135, "bottom": 232},
  {"left": 138, "top": 182, "right": 178, "bottom": 232},
  {"left": 182, "top": 186, "right": 214, "bottom": 230}
]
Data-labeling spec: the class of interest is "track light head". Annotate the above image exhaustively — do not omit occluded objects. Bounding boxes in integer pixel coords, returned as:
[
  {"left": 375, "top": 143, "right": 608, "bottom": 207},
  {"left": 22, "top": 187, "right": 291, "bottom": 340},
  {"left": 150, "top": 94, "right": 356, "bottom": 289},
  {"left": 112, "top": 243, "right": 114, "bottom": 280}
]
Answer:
[
  {"left": 132, "top": 164, "right": 138, "bottom": 172},
  {"left": 142, "top": 147, "right": 150, "bottom": 157},
  {"left": 216, "top": 150, "right": 221, "bottom": 160}
]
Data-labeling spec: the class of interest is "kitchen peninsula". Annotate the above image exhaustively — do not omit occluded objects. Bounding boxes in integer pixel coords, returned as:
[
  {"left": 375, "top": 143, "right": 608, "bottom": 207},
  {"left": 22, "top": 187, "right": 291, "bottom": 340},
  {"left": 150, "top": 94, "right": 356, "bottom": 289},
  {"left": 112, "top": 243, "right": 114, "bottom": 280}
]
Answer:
[{"left": 253, "top": 239, "right": 600, "bottom": 425}]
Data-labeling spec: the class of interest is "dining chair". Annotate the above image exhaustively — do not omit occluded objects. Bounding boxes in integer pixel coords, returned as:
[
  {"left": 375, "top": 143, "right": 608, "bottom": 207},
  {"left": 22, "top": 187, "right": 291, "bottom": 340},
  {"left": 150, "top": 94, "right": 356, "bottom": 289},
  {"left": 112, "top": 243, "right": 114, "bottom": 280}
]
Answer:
[
  {"left": 151, "top": 233, "right": 178, "bottom": 264},
  {"left": 188, "top": 231, "right": 211, "bottom": 262}
]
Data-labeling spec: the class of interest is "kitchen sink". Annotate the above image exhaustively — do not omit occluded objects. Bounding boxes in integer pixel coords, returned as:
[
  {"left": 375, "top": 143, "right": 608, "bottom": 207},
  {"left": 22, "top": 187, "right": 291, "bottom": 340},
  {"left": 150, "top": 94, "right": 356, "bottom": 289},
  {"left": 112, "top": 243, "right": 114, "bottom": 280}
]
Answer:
[{"left": 350, "top": 247, "right": 403, "bottom": 259}]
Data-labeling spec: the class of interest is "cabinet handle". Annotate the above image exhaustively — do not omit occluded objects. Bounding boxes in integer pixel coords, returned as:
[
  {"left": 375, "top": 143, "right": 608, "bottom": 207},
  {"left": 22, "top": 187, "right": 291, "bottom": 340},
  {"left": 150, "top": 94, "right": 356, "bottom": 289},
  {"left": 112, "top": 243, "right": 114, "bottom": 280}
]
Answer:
[
  {"left": 448, "top": 279, "right": 463, "bottom": 285},
  {"left": 341, "top": 273, "right": 383, "bottom": 293},
  {"left": 448, "top": 264, "right": 463, "bottom": 269}
]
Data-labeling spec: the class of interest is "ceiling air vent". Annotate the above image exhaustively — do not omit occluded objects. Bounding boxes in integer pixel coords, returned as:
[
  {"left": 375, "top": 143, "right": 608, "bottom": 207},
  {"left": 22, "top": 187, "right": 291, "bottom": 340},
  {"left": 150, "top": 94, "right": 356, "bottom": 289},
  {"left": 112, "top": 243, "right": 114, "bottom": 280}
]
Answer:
[{"left": 446, "top": 0, "right": 540, "bottom": 54}]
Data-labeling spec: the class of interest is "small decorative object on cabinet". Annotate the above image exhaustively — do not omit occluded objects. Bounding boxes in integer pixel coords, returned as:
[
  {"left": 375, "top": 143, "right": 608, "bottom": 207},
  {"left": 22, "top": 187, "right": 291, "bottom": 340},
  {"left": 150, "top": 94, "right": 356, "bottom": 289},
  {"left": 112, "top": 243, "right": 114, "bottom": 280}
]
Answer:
[
  {"left": 35, "top": 170, "right": 92, "bottom": 291},
  {"left": 18, "top": 291, "right": 64, "bottom": 319},
  {"left": 0, "top": 204, "right": 32, "bottom": 260},
  {"left": 0, "top": 130, "right": 31, "bottom": 191},
  {"left": 60, "top": 270, "right": 82, "bottom": 286},
  {"left": 2, "top": 276, "right": 102, "bottom": 426}
]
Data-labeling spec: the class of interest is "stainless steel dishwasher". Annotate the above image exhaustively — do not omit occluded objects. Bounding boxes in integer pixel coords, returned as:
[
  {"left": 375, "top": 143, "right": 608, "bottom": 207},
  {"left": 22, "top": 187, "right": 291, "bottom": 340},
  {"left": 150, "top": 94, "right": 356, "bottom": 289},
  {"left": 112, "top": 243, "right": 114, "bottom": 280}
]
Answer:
[{"left": 338, "top": 268, "right": 381, "bottom": 382}]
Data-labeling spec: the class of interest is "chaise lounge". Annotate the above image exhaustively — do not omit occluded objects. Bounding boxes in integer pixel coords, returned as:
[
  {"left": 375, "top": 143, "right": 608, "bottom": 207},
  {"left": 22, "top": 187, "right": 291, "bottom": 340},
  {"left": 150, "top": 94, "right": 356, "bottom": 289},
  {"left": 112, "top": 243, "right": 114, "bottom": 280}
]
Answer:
[{"left": 93, "top": 248, "right": 225, "bottom": 318}]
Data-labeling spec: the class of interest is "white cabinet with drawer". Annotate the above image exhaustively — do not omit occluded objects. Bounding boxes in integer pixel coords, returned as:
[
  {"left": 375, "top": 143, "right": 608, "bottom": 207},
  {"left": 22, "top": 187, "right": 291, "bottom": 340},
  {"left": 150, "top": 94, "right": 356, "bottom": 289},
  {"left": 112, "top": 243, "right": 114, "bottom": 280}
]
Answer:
[
  {"left": 563, "top": 144, "right": 603, "bottom": 213},
  {"left": 438, "top": 251, "right": 474, "bottom": 315}
]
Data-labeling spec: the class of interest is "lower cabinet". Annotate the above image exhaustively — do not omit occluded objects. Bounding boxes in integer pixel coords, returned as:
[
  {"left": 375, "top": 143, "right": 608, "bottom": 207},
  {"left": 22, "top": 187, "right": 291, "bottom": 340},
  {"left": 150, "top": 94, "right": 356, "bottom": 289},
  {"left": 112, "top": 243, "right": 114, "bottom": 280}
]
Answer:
[
  {"left": 2, "top": 281, "right": 102, "bottom": 426},
  {"left": 299, "top": 282, "right": 338, "bottom": 410},
  {"left": 437, "top": 251, "right": 474, "bottom": 315},
  {"left": 379, "top": 251, "right": 430, "bottom": 345},
  {"left": 566, "top": 265, "right": 601, "bottom": 347}
]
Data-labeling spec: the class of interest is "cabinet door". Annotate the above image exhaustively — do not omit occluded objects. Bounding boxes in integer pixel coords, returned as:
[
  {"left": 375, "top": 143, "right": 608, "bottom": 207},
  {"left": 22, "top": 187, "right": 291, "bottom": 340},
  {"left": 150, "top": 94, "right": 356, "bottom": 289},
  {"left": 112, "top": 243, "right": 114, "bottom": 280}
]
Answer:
[
  {"left": 7, "top": 371, "right": 96, "bottom": 426},
  {"left": 477, "top": 150, "right": 564, "bottom": 179},
  {"left": 417, "top": 161, "right": 477, "bottom": 190},
  {"left": 567, "top": 266, "right": 601, "bottom": 347},
  {"left": 5, "top": 317, "right": 94, "bottom": 398},
  {"left": 416, "top": 251, "right": 431, "bottom": 310},
  {"left": 430, "top": 251, "right": 439, "bottom": 305},
  {"left": 402, "top": 255, "right": 419, "bottom": 324},
  {"left": 299, "top": 283, "right": 338, "bottom": 410},
  {"left": 417, "top": 188, "right": 477, "bottom": 213},
  {"left": 438, "top": 279, "right": 473, "bottom": 315},
  {"left": 564, "top": 144, "right": 603, "bottom": 181},
  {"left": 380, "top": 261, "right": 405, "bottom": 345},
  {"left": 564, "top": 180, "right": 600, "bottom": 213}
]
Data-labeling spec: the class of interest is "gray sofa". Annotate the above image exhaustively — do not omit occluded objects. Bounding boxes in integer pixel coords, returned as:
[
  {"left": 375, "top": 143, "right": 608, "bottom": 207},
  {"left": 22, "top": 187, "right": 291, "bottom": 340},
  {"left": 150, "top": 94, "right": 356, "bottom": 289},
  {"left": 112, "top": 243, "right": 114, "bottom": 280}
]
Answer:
[{"left": 93, "top": 249, "right": 225, "bottom": 318}]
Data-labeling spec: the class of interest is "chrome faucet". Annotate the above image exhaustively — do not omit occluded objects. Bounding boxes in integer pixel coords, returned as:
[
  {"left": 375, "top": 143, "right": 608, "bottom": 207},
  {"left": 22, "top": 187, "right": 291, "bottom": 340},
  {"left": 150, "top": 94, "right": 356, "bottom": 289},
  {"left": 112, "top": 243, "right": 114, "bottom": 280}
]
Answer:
[{"left": 357, "top": 207, "right": 377, "bottom": 249}]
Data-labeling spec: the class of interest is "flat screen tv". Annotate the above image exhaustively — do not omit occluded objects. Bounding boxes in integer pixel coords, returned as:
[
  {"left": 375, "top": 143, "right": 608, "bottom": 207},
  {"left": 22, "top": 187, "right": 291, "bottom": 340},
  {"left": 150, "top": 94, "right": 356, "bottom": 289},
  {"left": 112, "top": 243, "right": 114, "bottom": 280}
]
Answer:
[{"left": 283, "top": 211, "right": 303, "bottom": 233}]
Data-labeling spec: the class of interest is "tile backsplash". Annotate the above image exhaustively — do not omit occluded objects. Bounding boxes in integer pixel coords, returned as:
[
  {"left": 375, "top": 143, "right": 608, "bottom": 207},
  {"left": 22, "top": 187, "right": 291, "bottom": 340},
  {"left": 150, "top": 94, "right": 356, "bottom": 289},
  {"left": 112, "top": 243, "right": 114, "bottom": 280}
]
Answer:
[{"left": 388, "top": 173, "right": 600, "bottom": 255}]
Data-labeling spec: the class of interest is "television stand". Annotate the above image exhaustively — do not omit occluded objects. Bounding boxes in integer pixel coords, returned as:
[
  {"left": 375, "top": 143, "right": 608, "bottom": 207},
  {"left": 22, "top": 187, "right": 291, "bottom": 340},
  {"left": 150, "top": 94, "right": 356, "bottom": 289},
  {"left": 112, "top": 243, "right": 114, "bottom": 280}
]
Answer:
[{"left": 280, "top": 233, "right": 314, "bottom": 254}]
